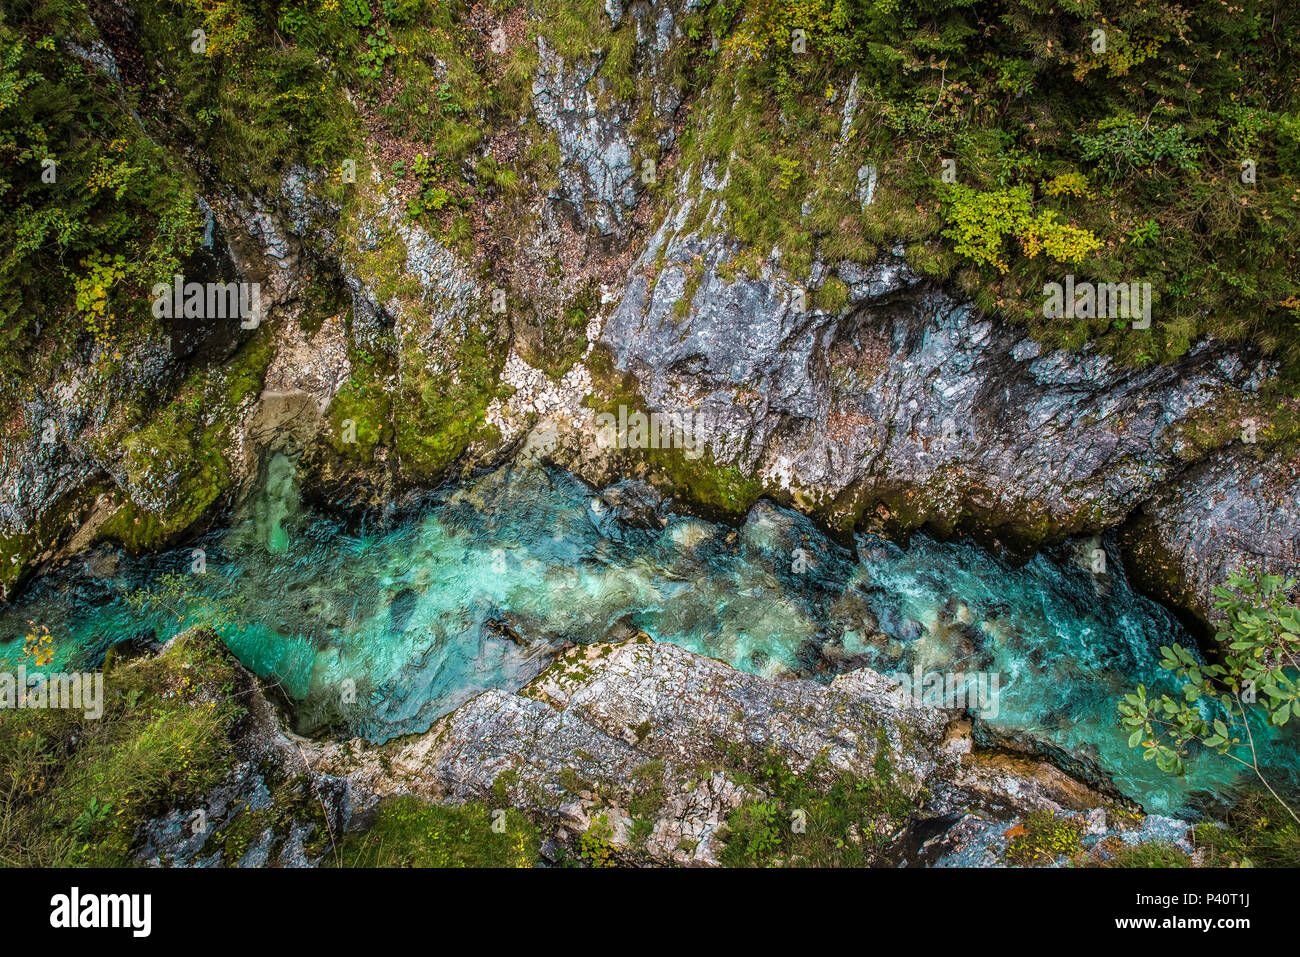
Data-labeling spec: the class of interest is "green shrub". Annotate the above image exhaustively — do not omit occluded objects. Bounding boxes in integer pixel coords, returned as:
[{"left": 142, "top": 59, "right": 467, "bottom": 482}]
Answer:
[
  {"left": 1003, "top": 811, "right": 1084, "bottom": 866},
  {"left": 0, "top": 629, "right": 243, "bottom": 867},
  {"left": 1118, "top": 570, "right": 1300, "bottom": 826}
]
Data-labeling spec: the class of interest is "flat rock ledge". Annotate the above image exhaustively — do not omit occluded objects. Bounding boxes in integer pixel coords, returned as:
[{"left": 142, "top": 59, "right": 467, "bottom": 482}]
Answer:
[{"left": 303, "top": 639, "right": 1164, "bottom": 866}]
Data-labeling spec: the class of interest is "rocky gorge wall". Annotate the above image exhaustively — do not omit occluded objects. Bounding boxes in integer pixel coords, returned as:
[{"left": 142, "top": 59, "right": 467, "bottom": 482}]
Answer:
[{"left": 1, "top": 0, "right": 1296, "bottom": 631}]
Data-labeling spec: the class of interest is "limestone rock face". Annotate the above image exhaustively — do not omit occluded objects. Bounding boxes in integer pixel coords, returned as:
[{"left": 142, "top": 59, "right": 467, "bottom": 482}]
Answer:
[
  {"left": 601, "top": 211, "right": 1297, "bottom": 614},
  {"left": 1124, "top": 448, "right": 1300, "bottom": 615},
  {"left": 531, "top": 3, "right": 681, "bottom": 238},
  {"left": 0, "top": 203, "right": 261, "bottom": 597},
  {"left": 104, "top": 631, "right": 1186, "bottom": 869},
  {"left": 308, "top": 639, "right": 1142, "bottom": 867}
]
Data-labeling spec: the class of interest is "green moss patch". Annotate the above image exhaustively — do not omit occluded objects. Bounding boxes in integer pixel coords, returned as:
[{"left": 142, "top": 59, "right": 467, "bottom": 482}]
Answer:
[
  {"left": 95, "top": 329, "right": 277, "bottom": 551},
  {"left": 718, "top": 744, "right": 916, "bottom": 867},
  {"left": 332, "top": 794, "right": 539, "bottom": 867}
]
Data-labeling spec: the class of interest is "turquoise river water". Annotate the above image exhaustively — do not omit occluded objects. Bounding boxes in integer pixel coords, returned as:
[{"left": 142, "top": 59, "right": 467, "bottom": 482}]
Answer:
[{"left": 2, "top": 455, "right": 1295, "bottom": 816}]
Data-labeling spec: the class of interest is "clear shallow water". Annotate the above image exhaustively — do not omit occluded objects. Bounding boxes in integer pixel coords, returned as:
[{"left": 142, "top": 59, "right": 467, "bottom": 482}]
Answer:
[{"left": 2, "top": 455, "right": 1295, "bottom": 815}]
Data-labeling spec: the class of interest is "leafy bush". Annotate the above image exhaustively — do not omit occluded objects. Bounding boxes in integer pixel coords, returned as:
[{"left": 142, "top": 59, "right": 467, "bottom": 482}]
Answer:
[
  {"left": 0, "top": 11, "right": 202, "bottom": 378},
  {"left": 342, "top": 0, "right": 373, "bottom": 29},
  {"left": 1119, "top": 570, "right": 1300, "bottom": 825},
  {"left": 942, "top": 184, "right": 1102, "bottom": 273},
  {"left": 1074, "top": 117, "right": 1204, "bottom": 180},
  {"left": 1003, "top": 811, "right": 1084, "bottom": 866},
  {"left": 358, "top": 25, "right": 395, "bottom": 78}
]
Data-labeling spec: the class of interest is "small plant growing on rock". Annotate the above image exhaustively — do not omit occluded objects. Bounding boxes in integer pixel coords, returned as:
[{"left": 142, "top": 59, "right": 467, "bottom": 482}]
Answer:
[
  {"left": 577, "top": 813, "right": 616, "bottom": 867},
  {"left": 724, "top": 800, "right": 783, "bottom": 863},
  {"left": 719, "top": 747, "right": 916, "bottom": 867},
  {"left": 1002, "top": 811, "right": 1084, "bottom": 866}
]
